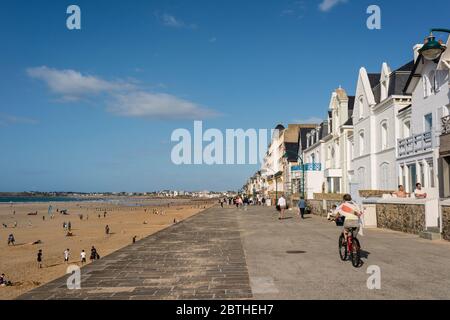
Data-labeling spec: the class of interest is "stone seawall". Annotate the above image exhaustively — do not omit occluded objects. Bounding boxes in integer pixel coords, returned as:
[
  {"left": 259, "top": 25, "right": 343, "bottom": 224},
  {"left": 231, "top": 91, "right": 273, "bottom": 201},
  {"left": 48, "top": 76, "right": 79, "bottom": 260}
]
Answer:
[
  {"left": 442, "top": 206, "right": 450, "bottom": 241},
  {"left": 376, "top": 203, "right": 425, "bottom": 235}
]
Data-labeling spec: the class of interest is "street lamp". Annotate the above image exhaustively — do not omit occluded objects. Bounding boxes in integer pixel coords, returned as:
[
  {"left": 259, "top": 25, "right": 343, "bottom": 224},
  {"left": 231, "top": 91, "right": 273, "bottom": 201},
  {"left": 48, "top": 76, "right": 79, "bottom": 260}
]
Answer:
[
  {"left": 419, "top": 28, "right": 450, "bottom": 61},
  {"left": 283, "top": 150, "right": 306, "bottom": 200}
]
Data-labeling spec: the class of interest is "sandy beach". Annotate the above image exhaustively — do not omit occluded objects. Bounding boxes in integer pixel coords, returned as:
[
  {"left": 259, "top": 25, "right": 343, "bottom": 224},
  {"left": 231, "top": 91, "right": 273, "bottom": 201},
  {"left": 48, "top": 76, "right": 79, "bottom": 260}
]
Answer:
[{"left": 0, "top": 198, "right": 216, "bottom": 299}]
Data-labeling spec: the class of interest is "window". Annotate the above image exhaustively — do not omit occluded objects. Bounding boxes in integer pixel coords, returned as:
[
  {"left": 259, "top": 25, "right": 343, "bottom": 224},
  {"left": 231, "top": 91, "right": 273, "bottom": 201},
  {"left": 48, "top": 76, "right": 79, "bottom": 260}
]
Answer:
[
  {"left": 408, "top": 164, "right": 417, "bottom": 193},
  {"left": 381, "top": 121, "right": 388, "bottom": 150},
  {"left": 419, "top": 162, "right": 425, "bottom": 187},
  {"left": 358, "top": 167, "right": 366, "bottom": 190},
  {"left": 359, "top": 131, "right": 365, "bottom": 156},
  {"left": 428, "top": 160, "right": 435, "bottom": 188},
  {"left": 424, "top": 113, "right": 433, "bottom": 132},
  {"left": 423, "top": 73, "right": 432, "bottom": 97},
  {"left": 403, "top": 120, "right": 411, "bottom": 139},
  {"left": 380, "top": 163, "right": 389, "bottom": 190},
  {"left": 359, "top": 97, "right": 364, "bottom": 119}
]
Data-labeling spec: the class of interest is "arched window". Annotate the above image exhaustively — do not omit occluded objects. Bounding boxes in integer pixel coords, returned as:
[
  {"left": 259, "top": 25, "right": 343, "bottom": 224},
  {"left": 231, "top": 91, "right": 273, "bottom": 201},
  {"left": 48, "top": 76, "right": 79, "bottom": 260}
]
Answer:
[
  {"left": 359, "top": 131, "right": 365, "bottom": 156},
  {"left": 380, "top": 162, "right": 389, "bottom": 190},
  {"left": 381, "top": 121, "right": 388, "bottom": 150}
]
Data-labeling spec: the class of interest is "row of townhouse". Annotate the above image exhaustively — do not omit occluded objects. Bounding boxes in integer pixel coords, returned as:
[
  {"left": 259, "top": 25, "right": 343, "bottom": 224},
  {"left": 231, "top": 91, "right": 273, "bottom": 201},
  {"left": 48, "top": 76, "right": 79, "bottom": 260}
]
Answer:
[{"left": 245, "top": 34, "right": 450, "bottom": 208}]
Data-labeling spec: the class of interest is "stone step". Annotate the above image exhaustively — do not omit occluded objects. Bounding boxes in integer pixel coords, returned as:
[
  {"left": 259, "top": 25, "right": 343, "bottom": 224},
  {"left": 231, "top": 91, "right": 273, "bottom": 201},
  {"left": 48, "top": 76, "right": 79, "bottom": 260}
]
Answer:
[
  {"left": 427, "top": 227, "right": 440, "bottom": 233},
  {"left": 419, "top": 231, "right": 442, "bottom": 241}
]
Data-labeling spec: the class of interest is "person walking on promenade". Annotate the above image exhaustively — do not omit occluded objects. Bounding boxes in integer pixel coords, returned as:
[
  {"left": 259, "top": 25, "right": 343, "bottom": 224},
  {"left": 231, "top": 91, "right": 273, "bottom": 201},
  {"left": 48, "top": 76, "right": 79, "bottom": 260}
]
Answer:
[
  {"left": 298, "top": 197, "right": 306, "bottom": 219},
  {"left": 277, "top": 196, "right": 287, "bottom": 220},
  {"left": 64, "top": 249, "right": 70, "bottom": 264},
  {"left": 37, "top": 249, "right": 43, "bottom": 269}
]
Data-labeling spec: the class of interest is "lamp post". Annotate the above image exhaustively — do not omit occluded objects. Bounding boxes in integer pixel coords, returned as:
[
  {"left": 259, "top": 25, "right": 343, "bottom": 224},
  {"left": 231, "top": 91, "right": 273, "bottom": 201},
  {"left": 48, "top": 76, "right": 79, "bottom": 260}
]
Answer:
[
  {"left": 283, "top": 150, "right": 305, "bottom": 200},
  {"left": 419, "top": 28, "right": 450, "bottom": 61}
]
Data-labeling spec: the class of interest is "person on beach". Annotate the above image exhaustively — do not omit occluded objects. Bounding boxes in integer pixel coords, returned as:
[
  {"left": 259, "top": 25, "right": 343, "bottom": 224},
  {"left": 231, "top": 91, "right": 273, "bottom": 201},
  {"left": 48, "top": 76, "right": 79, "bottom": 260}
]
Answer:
[
  {"left": 0, "top": 273, "right": 12, "bottom": 287},
  {"left": 298, "top": 197, "right": 306, "bottom": 219},
  {"left": 80, "top": 250, "right": 86, "bottom": 265},
  {"left": 132, "top": 236, "right": 137, "bottom": 244},
  {"left": 7, "top": 234, "right": 15, "bottom": 246},
  {"left": 37, "top": 250, "right": 43, "bottom": 269},
  {"left": 64, "top": 249, "right": 70, "bottom": 264},
  {"left": 104, "top": 212, "right": 107, "bottom": 218},
  {"left": 277, "top": 196, "right": 287, "bottom": 220},
  {"left": 105, "top": 225, "right": 110, "bottom": 235},
  {"left": 68, "top": 221, "right": 72, "bottom": 231},
  {"left": 90, "top": 246, "right": 99, "bottom": 261}
]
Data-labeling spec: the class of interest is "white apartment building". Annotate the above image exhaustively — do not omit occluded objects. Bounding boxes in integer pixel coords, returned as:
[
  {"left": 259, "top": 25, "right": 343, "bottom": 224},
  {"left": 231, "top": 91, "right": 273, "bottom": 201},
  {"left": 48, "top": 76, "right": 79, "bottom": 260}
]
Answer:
[
  {"left": 322, "top": 87, "right": 355, "bottom": 194},
  {"left": 303, "top": 122, "right": 328, "bottom": 198},
  {"left": 352, "top": 61, "right": 413, "bottom": 194},
  {"left": 399, "top": 39, "right": 450, "bottom": 197}
]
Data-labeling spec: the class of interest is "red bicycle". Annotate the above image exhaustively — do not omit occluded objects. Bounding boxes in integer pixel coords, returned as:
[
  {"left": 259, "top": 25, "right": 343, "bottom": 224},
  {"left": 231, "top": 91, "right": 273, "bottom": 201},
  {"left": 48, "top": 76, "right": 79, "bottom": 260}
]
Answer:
[{"left": 338, "top": 227, "right": 361, "bottom": 268}]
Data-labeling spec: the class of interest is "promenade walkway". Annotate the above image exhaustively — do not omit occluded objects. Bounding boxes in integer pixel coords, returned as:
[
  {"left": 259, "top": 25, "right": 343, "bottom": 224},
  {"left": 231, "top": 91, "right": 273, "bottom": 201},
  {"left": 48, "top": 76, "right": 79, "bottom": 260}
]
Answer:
[{"left": 19, "top": 205, "right": 450, "bottom": 299}]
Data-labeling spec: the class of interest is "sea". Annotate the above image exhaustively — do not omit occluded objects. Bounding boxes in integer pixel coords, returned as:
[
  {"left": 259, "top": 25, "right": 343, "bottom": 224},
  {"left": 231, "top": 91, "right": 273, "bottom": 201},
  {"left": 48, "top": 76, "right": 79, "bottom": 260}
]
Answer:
[{"left": 0, "top": 197, "right": 100, "bottom": 203}]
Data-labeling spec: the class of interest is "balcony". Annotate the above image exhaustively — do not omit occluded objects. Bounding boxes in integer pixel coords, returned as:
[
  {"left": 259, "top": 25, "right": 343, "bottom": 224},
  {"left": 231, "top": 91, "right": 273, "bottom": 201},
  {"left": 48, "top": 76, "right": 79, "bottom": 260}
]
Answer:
[
  {"left": 442, "top": 115, "right": 450, "bottom": 135},
  {"left": 397, "top": 131, "right": 433, "bottom": 158}
]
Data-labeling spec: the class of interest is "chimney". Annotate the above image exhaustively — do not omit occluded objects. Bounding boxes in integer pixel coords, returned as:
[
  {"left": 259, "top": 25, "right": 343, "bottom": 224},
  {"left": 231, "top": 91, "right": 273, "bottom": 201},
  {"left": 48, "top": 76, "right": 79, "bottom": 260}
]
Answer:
[{"left": 413, "top": 44, "right": 423, "bottom": 62}]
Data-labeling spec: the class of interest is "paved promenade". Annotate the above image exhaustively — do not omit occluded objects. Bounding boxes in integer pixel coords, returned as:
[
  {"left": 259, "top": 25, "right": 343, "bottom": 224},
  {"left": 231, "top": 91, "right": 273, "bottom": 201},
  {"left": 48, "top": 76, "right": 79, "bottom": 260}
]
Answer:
[{"left": 19, "top": 205, "right": 450, "bottom": 300}]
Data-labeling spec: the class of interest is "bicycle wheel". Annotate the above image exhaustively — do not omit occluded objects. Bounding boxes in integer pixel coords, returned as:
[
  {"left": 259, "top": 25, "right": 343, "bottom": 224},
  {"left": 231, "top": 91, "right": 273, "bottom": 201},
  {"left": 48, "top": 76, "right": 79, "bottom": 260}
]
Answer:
[
  {"left": 338, "top": 234, "right": 347, "bottom": 261},
  {"left": 350, "top": 238, "right": 361, "bottom": 268}
]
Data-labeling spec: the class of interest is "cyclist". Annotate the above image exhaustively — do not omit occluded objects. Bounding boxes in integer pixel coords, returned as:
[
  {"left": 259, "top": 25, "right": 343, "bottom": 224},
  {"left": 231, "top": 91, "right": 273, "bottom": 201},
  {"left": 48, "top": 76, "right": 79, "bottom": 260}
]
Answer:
[{"left": 334, "top": 194, "right": 363, "bottom": 243}]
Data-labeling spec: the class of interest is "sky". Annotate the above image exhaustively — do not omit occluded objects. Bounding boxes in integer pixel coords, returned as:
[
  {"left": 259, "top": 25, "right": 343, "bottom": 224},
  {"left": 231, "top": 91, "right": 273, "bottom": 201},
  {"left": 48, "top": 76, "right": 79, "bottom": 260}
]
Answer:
[{"left": 0, "top": 0, "right": 449, "bottom": 192}]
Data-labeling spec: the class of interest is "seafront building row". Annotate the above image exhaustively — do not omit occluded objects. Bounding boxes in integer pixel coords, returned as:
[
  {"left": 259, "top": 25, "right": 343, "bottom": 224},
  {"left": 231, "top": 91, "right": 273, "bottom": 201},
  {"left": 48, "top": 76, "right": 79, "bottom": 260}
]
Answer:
[{"left": 243, "top": 32, "right": 450, "bottom": 241}]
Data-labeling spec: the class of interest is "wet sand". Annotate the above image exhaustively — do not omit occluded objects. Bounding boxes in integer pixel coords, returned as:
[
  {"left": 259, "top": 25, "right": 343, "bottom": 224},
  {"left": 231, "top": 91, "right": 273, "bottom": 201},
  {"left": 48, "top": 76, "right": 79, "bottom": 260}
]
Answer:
[{"left": 0, "top": 198, "right": 215, "bottom": 299}]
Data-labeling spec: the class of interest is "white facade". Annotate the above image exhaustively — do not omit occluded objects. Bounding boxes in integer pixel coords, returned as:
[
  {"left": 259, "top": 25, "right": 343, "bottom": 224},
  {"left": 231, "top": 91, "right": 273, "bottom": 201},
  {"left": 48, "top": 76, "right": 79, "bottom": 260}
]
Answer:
[
  {"left": 323, "top": 88, "right": 354, "bottom": 194},
  {"left": 398, "top": 41, "right": 450, "bottom": 195},
  {"left": 352, "top": 62, "right": 412, "bottom": 194}
]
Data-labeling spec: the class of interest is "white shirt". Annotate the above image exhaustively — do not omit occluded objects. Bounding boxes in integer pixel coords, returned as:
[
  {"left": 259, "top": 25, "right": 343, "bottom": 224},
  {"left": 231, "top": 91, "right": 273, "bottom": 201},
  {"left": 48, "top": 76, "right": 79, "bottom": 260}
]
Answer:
[
  {"left": 80, "top": 252, "right": 86, "bottom": 259},
  {"left": 64, "top": 250, "right": 70, "bottom": 259},
  {"left": 277, "top": 197, "right": 286, "bottom": 207},
  {"left": 414, "top": 188, "right": 426, "bottom": 197}
]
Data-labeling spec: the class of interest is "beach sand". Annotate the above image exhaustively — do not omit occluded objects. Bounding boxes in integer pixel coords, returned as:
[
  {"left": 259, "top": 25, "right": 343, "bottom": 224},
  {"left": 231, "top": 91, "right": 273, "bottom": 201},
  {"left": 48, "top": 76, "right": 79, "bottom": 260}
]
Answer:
[{"left": 0, "top": 198, "right": 216, "bottom": 300}]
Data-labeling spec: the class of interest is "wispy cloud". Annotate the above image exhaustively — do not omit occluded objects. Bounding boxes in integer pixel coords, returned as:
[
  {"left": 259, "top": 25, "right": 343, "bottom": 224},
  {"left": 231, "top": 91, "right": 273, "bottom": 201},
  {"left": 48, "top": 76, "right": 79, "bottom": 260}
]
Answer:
[
  {"left": 0, "top": 113, "right": 39, "bottom": 126},
  {"left": 27, "top": 66, "right": 135, "bottom": 101},
  {"left": 108, "top": 92, "right": 219, "bottom": 120},
  {"left": 318, "top": 0, "right": 348, "bottom": 12},
  {"left": 27, "top": 66, "right": 218, "bottom": 120},
  {"left": 209, "top": 37, "right": 217, "bottom": 43},
  {"left": 280, "top": 1, "right": 307, "bottom": 19},
  {"left": 159, "top": 13, "right": 197, "bottom": 29}
]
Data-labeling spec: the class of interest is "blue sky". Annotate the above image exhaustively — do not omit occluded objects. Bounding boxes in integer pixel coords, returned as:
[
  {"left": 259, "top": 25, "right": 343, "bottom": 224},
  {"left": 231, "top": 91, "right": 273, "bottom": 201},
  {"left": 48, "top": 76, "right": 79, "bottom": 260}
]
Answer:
[{"left": 0, "top": 0, "right": 449, "bottom": 192}]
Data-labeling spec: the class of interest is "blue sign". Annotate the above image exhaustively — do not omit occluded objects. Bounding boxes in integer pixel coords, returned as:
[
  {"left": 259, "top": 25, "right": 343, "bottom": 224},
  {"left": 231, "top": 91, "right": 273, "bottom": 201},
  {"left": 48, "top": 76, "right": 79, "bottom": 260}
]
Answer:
[{"left": 291, "top": 163, "right": 322, "bottom": 171}]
